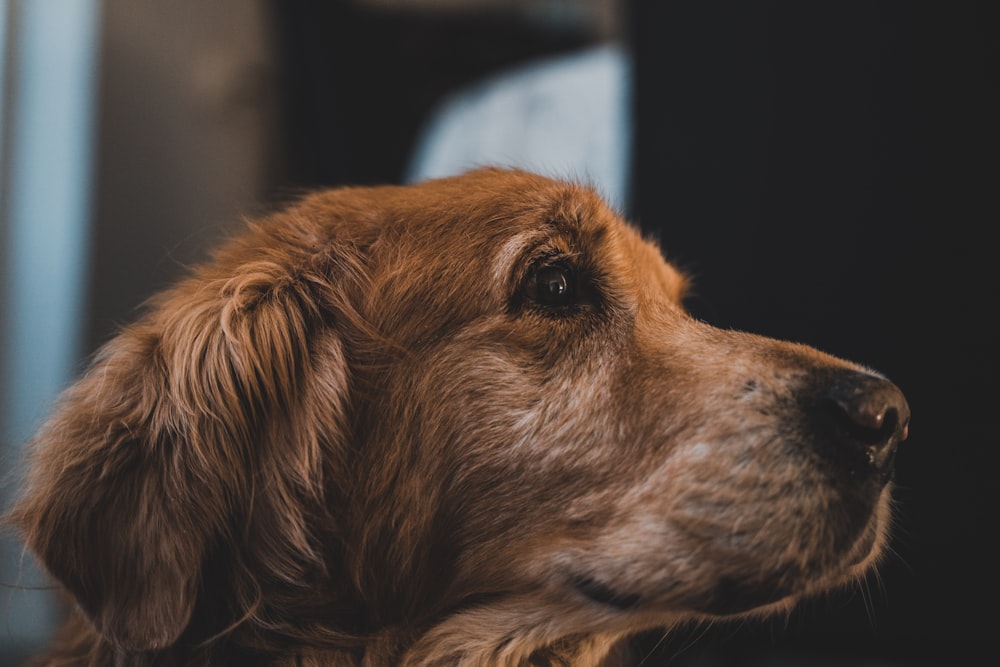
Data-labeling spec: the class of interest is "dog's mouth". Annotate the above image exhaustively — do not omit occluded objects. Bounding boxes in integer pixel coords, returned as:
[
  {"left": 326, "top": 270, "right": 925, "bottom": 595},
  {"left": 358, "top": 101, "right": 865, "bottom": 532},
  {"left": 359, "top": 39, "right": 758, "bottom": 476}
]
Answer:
[
  {"left": 568, "top": 573, "right": 642, "bottom": 611},
  {"left": 567, "top": 570, "right": 800, "bottom": 620}
]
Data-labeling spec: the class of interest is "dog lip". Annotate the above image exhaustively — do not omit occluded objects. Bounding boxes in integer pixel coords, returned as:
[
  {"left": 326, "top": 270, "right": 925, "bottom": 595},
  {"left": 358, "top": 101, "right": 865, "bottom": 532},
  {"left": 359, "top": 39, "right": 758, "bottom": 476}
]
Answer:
[{"left": 568, "top": 574, "right": 641, "bottom": 611}]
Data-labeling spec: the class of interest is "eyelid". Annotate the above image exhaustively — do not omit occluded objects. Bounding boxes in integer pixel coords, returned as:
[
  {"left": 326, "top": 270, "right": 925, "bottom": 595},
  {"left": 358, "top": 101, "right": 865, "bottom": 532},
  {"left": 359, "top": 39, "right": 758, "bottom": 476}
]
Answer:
[
  {"left": 535, "top": 247, "right": 581, "bottom": 270},
  {"left": 508, "top": 243, "right": 560, "bottom": 292}
]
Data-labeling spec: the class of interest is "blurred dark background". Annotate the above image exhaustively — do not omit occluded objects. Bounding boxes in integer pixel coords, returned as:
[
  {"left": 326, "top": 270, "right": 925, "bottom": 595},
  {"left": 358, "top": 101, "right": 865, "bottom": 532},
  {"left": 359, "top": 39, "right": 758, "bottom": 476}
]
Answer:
[
  {"left": 631, "top": 2, "right": 996, "bottom": 665},
  {"left": 1, "top": 0, "right": 996, "bottom": 664}
]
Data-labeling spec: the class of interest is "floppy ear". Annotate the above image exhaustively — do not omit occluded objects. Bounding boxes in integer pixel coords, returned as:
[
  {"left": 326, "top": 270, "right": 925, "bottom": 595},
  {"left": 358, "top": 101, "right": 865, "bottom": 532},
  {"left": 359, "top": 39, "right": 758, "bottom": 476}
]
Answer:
[{"left": 7, "top": 235, "right": 354, "bottom": 651}]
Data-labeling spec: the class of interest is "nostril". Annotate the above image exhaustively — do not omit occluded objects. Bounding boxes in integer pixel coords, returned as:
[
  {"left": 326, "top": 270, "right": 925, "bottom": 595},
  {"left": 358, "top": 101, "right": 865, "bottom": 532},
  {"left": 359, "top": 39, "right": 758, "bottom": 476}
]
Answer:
[
  {"left": 821, "top": 372, "right": 910, "bottom": 477},
  {"left": 830, "top": 394, "right": 902, "bottom": 443},
  {"left": 836, "top": 393, "right": 889, "bottom": 431}
]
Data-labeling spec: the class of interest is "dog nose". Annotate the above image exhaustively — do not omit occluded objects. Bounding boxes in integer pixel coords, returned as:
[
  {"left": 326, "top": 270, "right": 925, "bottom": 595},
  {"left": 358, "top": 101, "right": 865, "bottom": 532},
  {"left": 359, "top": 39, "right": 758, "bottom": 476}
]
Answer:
[{"left": 820, "top": 372, "right": 910, "bottom": 481}]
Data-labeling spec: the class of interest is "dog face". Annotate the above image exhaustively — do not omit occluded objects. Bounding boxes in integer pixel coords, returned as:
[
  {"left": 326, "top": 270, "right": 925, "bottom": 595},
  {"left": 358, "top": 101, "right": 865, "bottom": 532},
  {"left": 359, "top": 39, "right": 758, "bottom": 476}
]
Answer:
[{"left": 9, "top": 168, "right": 908, "bottom": 664}]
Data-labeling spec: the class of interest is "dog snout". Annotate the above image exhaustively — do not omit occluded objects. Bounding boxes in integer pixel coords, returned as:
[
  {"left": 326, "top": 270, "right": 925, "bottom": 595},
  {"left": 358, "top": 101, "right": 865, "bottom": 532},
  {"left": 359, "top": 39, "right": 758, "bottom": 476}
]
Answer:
[{"left": 817, "top": 371, "right": 910, "bottom": 482}]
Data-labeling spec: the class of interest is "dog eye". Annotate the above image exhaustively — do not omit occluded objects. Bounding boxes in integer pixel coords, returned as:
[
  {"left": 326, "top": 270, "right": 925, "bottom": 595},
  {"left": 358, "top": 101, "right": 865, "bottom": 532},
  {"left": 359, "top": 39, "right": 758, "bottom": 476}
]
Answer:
[{"left": 535, "top": 265, "right": 575, "bottom": 307}]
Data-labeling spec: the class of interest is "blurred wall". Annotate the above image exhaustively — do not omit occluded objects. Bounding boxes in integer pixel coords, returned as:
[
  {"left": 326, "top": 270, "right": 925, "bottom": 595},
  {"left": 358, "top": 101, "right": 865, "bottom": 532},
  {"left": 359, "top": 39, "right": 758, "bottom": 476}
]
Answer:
[
  {"left": 85, "top": 0, "right": 280, "bottom": 352},
  {"left": 630, "top": 2, "right": 998, "bottom": 664}
]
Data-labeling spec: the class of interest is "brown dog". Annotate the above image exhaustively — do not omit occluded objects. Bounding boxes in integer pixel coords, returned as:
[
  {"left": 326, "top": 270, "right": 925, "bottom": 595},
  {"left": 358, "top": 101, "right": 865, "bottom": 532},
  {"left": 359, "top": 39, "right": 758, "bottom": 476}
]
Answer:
[{"left": 7, "top": 168, "right": 909, "bottom": 666}]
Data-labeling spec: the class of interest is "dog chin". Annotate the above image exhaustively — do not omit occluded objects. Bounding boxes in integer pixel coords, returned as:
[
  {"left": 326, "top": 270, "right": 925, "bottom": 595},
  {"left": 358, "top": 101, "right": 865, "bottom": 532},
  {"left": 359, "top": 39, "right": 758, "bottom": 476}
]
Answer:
[
  {"left": 699, "top": 497, "right": 890, "bottom": 619},
  {"left": 568, "top": 491, "right": 890, "bottom": 622}
]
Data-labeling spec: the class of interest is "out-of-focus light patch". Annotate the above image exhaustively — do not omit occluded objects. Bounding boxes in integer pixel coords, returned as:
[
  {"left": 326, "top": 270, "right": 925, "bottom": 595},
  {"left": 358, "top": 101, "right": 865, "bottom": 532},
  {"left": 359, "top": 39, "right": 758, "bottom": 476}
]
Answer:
[
  {"left": 0, "top": 0, "right": 101, "bottom": 652},
  {"left": 2, "top": 0, "right": 99, "bottom": 448},
  {"left": 405, "top": 44, "right": 631, "bottom": 214}
]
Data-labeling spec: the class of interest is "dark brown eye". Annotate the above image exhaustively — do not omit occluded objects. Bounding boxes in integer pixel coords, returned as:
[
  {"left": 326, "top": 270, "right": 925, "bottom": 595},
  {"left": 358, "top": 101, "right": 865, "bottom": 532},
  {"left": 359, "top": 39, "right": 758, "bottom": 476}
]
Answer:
[{"left": 535, "top": 264, "right": 574, "bottom": 307}]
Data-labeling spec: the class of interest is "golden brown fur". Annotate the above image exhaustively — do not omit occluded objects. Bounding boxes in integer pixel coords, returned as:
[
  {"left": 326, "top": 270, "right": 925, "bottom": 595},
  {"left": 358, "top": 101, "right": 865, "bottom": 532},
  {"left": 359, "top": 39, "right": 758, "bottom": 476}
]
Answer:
[{"left": 5, "top": 168, "right": 909, "bottom": 666}]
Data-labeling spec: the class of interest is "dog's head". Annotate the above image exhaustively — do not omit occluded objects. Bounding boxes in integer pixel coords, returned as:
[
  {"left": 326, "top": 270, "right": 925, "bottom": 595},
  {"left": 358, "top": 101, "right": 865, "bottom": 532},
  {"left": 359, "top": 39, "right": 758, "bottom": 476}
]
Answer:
[{"left": 8, "top": 168, "right": 908, "bottom": 662}]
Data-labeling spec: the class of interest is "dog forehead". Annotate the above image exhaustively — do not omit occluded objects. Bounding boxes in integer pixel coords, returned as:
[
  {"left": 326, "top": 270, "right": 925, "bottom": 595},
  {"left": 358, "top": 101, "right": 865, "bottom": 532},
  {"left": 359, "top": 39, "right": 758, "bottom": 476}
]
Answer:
[
  {"left": 395, "top": 170, "right": 687, "bottom": 306},
  {"left": 383, "top": 169, "right": 609, "bottom": 263},
  {"left": 412, "top": 168, "right": 607, "bottom": 234}
]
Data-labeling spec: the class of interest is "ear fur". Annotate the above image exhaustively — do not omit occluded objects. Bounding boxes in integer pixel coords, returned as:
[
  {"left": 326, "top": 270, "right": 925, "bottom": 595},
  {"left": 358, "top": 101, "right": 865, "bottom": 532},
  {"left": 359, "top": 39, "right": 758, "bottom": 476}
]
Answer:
[{"left": 6, "top": 215, "right": 356, "bottom": 651}]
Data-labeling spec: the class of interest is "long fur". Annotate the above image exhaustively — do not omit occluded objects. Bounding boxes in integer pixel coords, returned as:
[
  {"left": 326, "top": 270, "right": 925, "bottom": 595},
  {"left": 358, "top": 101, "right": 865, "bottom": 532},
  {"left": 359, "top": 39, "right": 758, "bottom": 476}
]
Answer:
[{"left": 5, "top": 168, "right": 908, "bottom": 666}]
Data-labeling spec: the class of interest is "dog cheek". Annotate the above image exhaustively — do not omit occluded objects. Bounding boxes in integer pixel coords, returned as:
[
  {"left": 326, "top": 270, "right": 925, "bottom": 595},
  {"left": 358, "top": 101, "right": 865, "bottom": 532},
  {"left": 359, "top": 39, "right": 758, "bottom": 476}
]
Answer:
[{"left": 410, "top": 351, "right": 617, "bottom": 549}]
